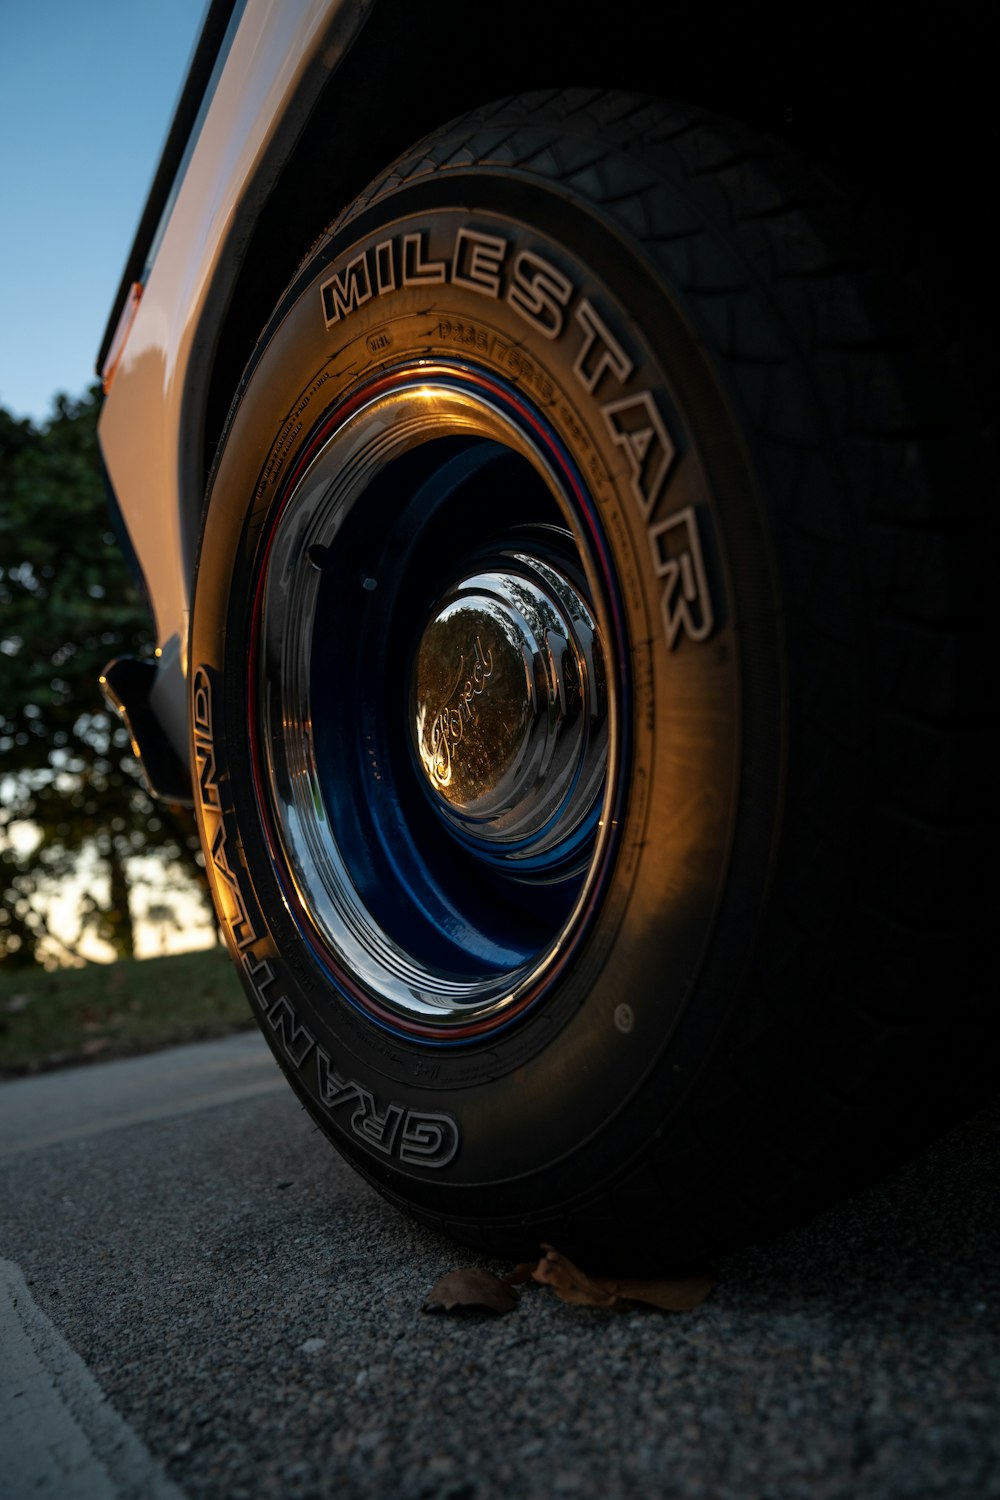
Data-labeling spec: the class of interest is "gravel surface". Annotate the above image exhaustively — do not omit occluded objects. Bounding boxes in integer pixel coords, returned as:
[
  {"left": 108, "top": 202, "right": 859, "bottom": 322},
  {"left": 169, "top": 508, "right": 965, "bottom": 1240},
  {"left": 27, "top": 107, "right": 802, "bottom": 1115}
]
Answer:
[{"left": 1, "top": 1039, "right": 998, "bottom": 1500}]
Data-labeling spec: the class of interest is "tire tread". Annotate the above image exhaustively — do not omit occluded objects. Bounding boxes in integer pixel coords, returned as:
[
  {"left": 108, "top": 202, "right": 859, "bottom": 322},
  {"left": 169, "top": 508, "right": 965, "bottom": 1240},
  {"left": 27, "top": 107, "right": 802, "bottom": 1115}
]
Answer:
[{"left": 288, "top": 91, "right": 995, "bottom": 1265}]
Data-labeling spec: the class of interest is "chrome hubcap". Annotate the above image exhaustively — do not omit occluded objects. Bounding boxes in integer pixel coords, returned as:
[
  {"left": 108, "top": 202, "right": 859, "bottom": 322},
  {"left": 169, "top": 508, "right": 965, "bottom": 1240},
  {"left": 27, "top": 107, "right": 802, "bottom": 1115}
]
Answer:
[{"left": 412, "top": 555, "right": 608, "bottom": 855}]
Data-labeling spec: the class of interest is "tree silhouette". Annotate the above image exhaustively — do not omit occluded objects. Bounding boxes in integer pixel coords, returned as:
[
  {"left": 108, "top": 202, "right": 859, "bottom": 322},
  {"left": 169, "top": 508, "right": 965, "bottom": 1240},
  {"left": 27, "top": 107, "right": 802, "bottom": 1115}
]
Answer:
[{"left": 0, "top": 388, "right": 211, "bottom": 966}]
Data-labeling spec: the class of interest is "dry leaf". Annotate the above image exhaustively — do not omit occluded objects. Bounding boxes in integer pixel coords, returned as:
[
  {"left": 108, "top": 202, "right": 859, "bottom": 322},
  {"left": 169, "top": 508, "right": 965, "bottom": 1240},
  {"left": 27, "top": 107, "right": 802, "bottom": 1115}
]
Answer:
[
  {"left": 423, "top": 1268, "right": 519, "bottom": 1315},
  {"left": 531, "top": 1246, "right": 712, "bottom": 1312},
  {"left": 532, "top": 1246, "right": 618, "bottom": 1306},
  {"left": 505, "top": 1262, "right": 535, "bottom": 1287},
  {"left": 610, "top": 1273, "right": 714, "bottom": 1311}
]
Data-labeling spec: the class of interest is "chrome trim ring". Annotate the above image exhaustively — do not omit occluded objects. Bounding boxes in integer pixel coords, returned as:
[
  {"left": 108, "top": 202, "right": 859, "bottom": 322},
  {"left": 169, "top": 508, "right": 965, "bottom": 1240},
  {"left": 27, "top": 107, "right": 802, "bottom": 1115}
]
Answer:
[{"left": 250, "top": 363, "right": 626, "bottom": 1038}]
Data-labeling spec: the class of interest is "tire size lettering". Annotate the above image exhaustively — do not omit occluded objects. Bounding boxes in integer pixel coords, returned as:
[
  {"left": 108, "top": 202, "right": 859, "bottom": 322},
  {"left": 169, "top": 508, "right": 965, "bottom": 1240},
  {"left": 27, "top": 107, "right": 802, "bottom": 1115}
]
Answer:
[
  {"left": 492, "top": 339, "right": 555, "bottom": 402},
  {"left": 193, "top": 666, "right": 461, "bottom": 1169},
  {"left": 321, "top": 224, "right": 715, "bottom": 650},
  {"left": 436, "top": 318, "right": 489, "bottom": 354},
  {"left": 435, "top": 319, "right": 556, "bottom": 402}
]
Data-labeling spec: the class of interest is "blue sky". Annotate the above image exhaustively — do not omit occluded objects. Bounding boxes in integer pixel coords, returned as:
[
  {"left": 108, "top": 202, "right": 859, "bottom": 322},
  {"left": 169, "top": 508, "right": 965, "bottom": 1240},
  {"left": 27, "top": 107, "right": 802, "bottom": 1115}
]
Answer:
[{"left": 0, "top": 0, "right": 207, "bottom": 424}]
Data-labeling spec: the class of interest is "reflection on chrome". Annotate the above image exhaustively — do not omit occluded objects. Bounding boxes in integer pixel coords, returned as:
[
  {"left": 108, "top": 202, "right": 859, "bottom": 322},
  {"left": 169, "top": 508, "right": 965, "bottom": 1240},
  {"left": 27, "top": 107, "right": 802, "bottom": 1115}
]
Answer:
[
  {"left": 412, "top": 559, "right": 607, "bottom": 852},
  {"left": 422, "top": 634, "right": 495, "bottom": 789},
  {"left": 254, "top": 369, "right": 620, "bottom": 1026}
]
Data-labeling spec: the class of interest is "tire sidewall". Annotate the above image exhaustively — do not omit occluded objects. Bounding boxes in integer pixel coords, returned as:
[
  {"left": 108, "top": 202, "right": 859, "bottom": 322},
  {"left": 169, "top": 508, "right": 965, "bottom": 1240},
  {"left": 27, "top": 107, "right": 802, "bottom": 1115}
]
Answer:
[{"left": 191, "top": 176, "right": 783, "bottom": 1207}]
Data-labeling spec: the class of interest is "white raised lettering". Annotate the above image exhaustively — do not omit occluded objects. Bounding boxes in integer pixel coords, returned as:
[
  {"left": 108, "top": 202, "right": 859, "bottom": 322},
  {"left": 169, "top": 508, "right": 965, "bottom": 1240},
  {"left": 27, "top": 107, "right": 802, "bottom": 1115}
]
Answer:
[
  {"left": 603, "top": 390, "right": 676, "bottom": 520},
  {"left": 375, "top": 239, "right": 396, "bottom": 295},
  {"left": 507, "top": 249, "right": 574, "bottom": 338},
  {"left": 402, "top": 232, "right": 446, "bottom": 286},
  {"left": 452, "top": 228, "right": 506, "bottom": 297},
  {"left": 320, "top": 252, "right": 373, "bottom": 326},
  {"left": 649, "top": 506, "right": 715, "bottom": 649},
  {"left": 573, "top": 299, "right": 634, "bottom": 393}
]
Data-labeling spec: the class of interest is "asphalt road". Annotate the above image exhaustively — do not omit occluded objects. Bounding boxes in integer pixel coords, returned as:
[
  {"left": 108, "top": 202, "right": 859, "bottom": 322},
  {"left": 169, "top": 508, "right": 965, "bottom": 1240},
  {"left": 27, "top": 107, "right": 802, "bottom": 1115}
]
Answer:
[{"left": 1, "top": 1033, "right": 998, "bottom": 1500}]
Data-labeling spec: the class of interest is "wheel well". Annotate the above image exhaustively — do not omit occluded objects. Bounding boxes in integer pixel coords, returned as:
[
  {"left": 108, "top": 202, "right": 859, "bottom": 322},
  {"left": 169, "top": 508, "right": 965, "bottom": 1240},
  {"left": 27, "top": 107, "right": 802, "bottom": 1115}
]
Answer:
[{"left": 199, "top": 0, "right": 994, "bottom": 495}]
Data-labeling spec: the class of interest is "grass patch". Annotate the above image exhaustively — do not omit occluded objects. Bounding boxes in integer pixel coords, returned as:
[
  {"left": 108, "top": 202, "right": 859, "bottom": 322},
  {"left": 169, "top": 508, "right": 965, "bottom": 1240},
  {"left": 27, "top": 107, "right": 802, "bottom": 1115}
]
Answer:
[{"left": 0, "top": 947, "right": 254, "bottom": 1078}]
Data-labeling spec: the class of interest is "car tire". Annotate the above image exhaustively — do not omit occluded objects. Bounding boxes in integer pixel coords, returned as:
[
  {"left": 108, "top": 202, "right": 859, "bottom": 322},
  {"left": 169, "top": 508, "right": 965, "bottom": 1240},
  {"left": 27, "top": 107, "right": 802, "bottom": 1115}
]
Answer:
[{"left": 191, "top": 91, "right": 993, "bottom": 1269}]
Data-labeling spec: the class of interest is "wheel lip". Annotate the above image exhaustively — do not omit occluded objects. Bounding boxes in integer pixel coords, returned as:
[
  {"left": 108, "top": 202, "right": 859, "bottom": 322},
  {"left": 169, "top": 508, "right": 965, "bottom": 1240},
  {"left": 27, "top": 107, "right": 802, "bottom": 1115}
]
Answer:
[{"left": 246, "top": 358, "right": 630, "bottom": 1044}]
